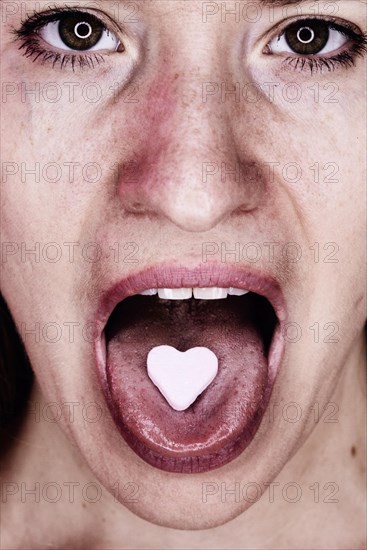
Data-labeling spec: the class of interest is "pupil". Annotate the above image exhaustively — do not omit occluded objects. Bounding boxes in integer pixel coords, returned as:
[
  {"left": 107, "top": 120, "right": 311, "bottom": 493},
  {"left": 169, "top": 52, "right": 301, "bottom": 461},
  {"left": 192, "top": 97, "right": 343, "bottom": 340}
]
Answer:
[
  {"left": 298, "top": 28, "right": 313, "bottom": 43},
  {"left": 75, "top": 23, "right": 91, "bottom": 39}
]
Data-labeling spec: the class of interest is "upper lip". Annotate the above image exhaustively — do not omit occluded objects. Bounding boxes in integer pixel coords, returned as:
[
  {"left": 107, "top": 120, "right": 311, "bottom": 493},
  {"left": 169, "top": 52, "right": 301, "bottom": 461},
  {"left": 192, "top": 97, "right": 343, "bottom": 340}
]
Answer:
[{"left": 95, "top": 262, "right": 288, "bottom": 333}]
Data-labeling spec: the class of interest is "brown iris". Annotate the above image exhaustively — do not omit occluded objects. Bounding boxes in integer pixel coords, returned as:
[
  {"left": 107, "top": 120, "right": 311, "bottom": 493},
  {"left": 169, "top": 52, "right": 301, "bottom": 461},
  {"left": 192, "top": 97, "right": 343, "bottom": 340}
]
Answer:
[
  {"left": 285, "top": 20, "right": 329, "bottom": 55},
  {"left": 58, "top": 13, "right": 103, "bottom": 50}
]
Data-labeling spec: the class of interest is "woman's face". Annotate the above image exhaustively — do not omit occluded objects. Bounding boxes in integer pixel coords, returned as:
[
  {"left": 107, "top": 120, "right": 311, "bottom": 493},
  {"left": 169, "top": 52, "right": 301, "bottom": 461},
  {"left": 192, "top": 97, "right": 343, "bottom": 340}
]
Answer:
[{"left": 1, "top": 0, "right": 366, "bottom": 529}]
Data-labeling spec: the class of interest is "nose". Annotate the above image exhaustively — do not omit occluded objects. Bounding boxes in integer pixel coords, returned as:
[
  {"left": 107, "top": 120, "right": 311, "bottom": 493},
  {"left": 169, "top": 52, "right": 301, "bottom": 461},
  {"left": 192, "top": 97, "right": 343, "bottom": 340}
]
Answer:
[{"left": 118, "top": 64, "right": 264, "bottom": 234}]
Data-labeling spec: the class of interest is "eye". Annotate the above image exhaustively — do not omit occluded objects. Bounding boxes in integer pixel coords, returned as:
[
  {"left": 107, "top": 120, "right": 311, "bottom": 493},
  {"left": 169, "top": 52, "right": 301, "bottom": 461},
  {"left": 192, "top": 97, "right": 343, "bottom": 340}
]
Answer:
[
  {"left": 268, "top": 19, "right": 349, "bottom": 56},
  {"left": 38, "top": 12, "right": 120, "bottom": 52}
]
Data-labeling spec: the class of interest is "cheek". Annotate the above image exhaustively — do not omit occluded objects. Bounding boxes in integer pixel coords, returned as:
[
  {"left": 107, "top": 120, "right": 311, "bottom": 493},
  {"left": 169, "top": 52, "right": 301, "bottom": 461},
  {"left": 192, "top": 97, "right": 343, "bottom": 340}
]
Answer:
[
  {"left": 0, "top": 62, "right": 181, "bottom": 336},
  {"left": 1, "top": 56, "right": 180, "bottom": 219}
]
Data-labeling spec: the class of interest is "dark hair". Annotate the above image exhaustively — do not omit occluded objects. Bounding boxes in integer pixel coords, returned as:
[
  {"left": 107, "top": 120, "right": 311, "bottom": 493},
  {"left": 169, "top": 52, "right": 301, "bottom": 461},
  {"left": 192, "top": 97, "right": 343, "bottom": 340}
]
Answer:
[{"left": 0, "top": 294, "right": 33, "bottom": 435}]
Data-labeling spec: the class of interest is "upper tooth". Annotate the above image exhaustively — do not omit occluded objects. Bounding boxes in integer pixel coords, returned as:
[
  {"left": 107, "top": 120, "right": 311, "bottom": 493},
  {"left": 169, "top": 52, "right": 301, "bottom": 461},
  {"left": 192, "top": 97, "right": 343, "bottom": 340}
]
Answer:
[
  {"left": 228, "top": 287, "right": 249, "bottom": 296},
  {"left": 139, "top": 288, "right": 158, "bottom": 296},
  {"left": 158, "top": 288, "right": 193, "bottom": 300},
  {"left": 139, "top": 287, "right": 250, "bottom": 299},
  {"left": 193, "top": 287, "right": 228, "bottom": 299}
]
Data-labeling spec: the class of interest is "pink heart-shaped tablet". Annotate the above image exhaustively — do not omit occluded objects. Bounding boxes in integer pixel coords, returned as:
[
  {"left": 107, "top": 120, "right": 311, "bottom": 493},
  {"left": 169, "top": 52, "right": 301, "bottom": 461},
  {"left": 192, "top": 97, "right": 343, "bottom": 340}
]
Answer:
[{"left": 147, "top": 345, "right": 218, "bottom": 411}]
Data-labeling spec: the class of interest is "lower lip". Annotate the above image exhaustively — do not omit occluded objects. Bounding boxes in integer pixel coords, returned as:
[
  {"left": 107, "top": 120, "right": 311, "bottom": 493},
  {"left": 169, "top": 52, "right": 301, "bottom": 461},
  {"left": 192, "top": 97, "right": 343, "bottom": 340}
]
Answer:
[{"left": 93, "top": 265, "right": 286, "bottom": 473}]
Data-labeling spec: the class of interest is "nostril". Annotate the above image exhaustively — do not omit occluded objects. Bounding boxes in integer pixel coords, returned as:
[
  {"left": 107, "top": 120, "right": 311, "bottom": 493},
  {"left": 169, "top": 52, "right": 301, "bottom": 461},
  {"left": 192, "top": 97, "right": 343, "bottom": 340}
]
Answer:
[
  {"left": 231, "top": 203, "right": 259, "bottom": 216},
  {"left": 126, "top": 202, "right": 147, "bottom": 214},
  {"left": 131, "top": 202, "right": 144, "bottom": 211}
]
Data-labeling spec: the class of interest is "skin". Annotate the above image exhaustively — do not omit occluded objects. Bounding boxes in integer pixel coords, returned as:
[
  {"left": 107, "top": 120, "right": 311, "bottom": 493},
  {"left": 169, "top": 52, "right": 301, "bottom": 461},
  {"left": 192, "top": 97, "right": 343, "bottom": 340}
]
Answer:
[{"left": 0, "top": 0, "right": 366, "bottom": 548}]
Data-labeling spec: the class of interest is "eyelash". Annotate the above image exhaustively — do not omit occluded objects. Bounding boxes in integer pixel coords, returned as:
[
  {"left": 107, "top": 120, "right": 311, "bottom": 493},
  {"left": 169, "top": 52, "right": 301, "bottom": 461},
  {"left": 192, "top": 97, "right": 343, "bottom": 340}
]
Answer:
[
  {"left": 14, "top": 8, "right": 367, "bottom": 73},
  {"left": 14, "top": 7, "right": 113, "bottom": 70},
  {"left": 278, "top": 17, "right": 367, "bottom": 74}
]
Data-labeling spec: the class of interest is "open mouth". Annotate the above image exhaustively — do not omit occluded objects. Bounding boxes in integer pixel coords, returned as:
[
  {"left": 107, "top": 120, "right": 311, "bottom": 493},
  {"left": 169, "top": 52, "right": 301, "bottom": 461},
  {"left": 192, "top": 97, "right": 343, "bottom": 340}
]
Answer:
[{"left": 95, "top": 266, "right": 286, "bottom": 474}]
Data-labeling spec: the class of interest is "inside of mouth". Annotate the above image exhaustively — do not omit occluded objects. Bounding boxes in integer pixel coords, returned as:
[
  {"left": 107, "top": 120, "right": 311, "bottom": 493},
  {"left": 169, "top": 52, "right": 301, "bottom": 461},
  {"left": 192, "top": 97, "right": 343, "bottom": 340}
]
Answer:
[
  {"left": 106, "top": 292, "right": 276, "bottom": 358},
  {"left": 104, "top": 291, "right": 278, "bottom": 470}
]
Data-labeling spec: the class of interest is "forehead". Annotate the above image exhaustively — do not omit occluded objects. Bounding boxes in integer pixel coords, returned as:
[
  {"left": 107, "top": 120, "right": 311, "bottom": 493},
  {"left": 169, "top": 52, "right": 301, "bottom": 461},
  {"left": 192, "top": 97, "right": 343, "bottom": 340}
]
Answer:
[
  {"left": 95, "top": 0, "right": 334, "bottom": 12},
  {"left": 91, "top": 0, "right": 340, "bottom": 27},
  {"left": 136, "top": 0, "right": 319, "bottom": 12},
  {"left": 99, "top": 0, "right": 319, "bottom": 5}
]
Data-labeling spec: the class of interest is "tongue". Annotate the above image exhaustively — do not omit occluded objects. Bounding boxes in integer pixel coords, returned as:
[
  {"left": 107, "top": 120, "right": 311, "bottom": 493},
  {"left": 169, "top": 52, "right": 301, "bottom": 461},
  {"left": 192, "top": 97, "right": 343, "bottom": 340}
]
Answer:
[{"left": 105, "top": 294, "right": 269, "bottom": 472}]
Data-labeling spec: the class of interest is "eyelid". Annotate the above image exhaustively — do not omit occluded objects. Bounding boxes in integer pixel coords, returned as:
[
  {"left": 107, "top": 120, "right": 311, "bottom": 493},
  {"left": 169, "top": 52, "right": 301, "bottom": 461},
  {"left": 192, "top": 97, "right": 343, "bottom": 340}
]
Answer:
[
  {"left": 268, "top": 24, "right": 348, "bottom": 57},
  {"left": 262, "top": 14, "right": 363, "bottom": 50},
  {"left": 39, "top": 19, "right": 120, "bottom": 53},
  {"left": 250, "top": 14, "right": 367, "bottom": 75},
  {"left": 13, "top": 6, "right": 141, "bottom": 72},
  {"left": 16, "top": 6, "right": 125, "bottom": 42}
]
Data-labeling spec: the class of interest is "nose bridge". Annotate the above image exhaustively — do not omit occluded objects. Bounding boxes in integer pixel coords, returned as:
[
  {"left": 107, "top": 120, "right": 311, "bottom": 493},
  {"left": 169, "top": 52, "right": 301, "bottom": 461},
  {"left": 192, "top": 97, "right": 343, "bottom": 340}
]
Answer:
[
  {"left": 138, "top": 86, "right": 246, "bottom": 231},
  {"left": 119, "top": 18, "right": 261, "bottom": 233},
  {"left": 164, "top": 92, "right": 231, "bottom": 182}
]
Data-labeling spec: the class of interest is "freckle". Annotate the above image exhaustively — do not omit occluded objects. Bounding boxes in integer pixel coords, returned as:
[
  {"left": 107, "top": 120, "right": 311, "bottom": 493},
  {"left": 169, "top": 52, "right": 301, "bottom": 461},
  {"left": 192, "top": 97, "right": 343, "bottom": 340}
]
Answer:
[
  {"left": 351, "top": 446, "right": 356, "bottom": 457},
  {"left": 174, "top": 73, "right": 179, "bottom": 80}
]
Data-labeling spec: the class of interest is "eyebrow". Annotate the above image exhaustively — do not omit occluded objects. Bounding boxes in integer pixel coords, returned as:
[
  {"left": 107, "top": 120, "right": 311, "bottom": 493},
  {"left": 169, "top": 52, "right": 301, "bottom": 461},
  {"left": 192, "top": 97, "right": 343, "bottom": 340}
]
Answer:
[
  {"left": 94, "top": 0, "right": 343, "bottom": 6},
  {"left": 258, "top": 0, "right": 323, "bottom": 5},
  {"left": 94, "top": 0, "right": 325, "bottom": 3}
]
